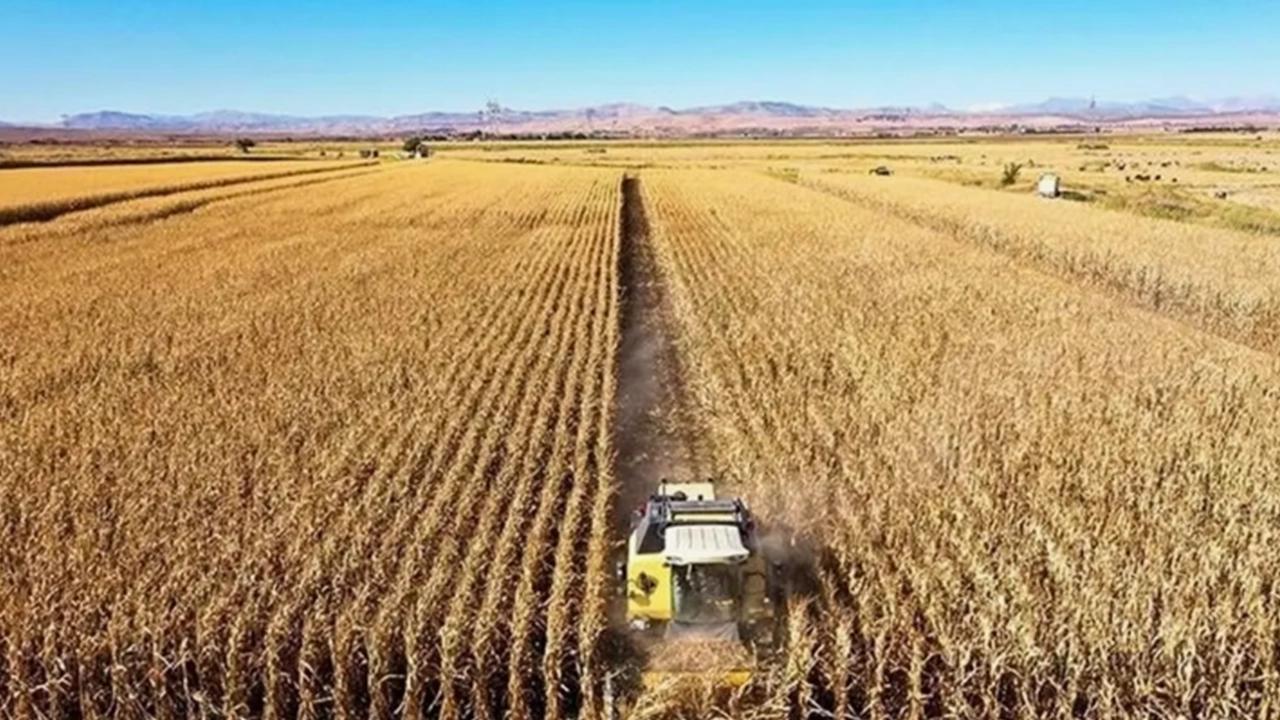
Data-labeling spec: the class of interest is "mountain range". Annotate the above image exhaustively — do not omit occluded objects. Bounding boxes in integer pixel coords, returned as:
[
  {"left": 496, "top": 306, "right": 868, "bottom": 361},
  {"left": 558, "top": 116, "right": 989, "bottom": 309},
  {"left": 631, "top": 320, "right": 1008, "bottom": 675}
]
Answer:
[{"left": 14, "top": 96, "right": 1280, "bottom": 137}]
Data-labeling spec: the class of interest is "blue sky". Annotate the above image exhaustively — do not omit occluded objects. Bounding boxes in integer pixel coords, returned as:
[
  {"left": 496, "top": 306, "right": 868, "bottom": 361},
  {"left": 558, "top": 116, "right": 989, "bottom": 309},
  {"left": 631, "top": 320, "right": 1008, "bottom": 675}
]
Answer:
[{"left": 3, "top": 0, "right": 1278, "bottom": 122}]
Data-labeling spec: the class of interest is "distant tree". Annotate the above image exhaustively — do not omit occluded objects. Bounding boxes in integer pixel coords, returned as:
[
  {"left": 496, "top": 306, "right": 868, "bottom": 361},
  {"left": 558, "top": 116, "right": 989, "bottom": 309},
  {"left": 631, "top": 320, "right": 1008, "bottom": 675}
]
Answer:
[
  {"left": 1001, "top": 161, "right": 1024, "bottom": 186},
  {"left": 403, "top": 136, "right": 424, "bottom": 153},
  {"left": 234, "top": 138, "right": 256, "bottom": 153}
]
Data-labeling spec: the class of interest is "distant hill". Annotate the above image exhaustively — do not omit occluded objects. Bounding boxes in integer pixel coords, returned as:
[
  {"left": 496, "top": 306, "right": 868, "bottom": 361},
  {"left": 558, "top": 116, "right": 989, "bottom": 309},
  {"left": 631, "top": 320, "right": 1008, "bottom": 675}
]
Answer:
[
  {"left": 61, "top": 110, "right": 388, "bottom": 134},
  {"left": 683, "top": 101, "right": 846, "bottom": 118},
  {"left": 1004, "top": 95, "right": 1280, "bottom": 118},
  {"left": 15, "top": 96, "right": 1280, "bottom": 137},
  {"left": 61, "top": 111, "right": 189, "bottom": 131}
]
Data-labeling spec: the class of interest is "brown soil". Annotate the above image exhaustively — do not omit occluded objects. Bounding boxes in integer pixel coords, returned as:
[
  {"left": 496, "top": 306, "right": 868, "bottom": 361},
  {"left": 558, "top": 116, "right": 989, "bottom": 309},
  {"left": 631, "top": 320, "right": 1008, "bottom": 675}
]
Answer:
[{"left": 613, "top": 175, "right": 706, "bottom": 533}]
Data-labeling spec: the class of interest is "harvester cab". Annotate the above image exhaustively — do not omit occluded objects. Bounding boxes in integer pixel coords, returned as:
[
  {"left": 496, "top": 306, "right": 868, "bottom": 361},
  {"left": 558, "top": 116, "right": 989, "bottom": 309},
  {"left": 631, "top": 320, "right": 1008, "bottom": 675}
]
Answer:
[{"left": 622, "top": 480, "right": 781, "bottom": 652}]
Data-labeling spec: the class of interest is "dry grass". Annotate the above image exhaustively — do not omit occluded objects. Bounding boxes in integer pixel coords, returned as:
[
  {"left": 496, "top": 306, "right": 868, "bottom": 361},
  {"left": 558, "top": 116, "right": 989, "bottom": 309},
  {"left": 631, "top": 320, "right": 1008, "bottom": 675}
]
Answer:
[
  {"left": 799, "top": 170, "right": 1280, "bottom": 354},
  {"left": 0, "top": 142, "right": 251, "bottom": 167}
]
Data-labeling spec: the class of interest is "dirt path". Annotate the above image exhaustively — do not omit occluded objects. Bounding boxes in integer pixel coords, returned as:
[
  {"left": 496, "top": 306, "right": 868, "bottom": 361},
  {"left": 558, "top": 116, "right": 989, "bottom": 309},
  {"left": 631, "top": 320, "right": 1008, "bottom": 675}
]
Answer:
[
  {"left": 613, "top": 175, "right": 706, "bottom": 531},
  {"left": 606, "top": 176, "right": 810, "bottom": 718},
  {"left": 607, "top": 173, "right": 722, "bottom": 715}
]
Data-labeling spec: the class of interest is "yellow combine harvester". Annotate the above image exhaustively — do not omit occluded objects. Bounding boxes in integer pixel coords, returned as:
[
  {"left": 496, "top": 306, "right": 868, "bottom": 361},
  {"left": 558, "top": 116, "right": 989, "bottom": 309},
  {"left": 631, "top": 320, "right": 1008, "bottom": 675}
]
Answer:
[{"left": 620, "top": 480, "right": 782, "bottom": 685}]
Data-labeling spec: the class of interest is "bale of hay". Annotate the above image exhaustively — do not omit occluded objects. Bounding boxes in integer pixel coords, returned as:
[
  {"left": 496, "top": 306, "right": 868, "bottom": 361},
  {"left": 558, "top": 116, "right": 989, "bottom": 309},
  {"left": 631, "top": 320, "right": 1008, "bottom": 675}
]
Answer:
[{"left": 1036, "top": 173, "right": 1061, "bottom": 198}]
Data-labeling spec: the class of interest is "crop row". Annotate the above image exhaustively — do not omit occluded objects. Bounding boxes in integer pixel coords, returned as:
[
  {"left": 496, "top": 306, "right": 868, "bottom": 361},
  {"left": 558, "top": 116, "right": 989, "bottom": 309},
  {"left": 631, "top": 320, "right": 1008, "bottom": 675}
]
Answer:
[{"left": 0, "top": 160, "right": 372, "bottom": 227}]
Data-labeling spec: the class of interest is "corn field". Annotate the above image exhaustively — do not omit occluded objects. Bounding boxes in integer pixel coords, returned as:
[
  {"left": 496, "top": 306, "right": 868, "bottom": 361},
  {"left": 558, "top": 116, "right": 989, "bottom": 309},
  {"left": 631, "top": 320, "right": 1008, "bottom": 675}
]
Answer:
[
  {"left": 1, "top": 160, "right": 621, "bottom": 720},
  {"left": 641, "top": 168, "right": 1280, "bottom": 718},
  {"left": 3, "top": 149, "right": 1280, "bottom": 719},
  {"left": 797, "top": 171, "right": 1280, "bottom": 354}
]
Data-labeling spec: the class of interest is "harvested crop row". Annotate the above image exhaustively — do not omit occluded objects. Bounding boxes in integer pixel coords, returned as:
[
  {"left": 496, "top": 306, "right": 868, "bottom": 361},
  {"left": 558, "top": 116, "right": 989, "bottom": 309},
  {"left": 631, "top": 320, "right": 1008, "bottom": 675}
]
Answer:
[
  {"left": 641, "top": 168, "right": 1280, "bottom": 718},
  {"left": 799, "top": 170, "right": 1280, "bottom": 355},
  {"left": 0, "top": 164, "right": 384, "bottom": 251},
  {"left": 0, "top": 160, "right": 621, "bottom": 720},
  {"left": 0, "top": 154, "right": 314, "bottom": 170},
  {"left": 0, "top": 159, "right": 371, "bottom": 226}
]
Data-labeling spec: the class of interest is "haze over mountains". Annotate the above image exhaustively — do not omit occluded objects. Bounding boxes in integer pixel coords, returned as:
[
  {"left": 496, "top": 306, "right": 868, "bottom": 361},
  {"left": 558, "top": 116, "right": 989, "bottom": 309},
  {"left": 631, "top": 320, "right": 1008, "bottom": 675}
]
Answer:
[{"left": 16, "top": 96, "right": 1280, "bottom": 136}]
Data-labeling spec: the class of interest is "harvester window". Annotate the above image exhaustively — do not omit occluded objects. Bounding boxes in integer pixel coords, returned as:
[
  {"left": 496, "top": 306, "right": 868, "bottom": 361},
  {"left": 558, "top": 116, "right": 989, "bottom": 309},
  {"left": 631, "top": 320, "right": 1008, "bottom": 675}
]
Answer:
[
  {"left": 672, "top": 564, "right": 740, "bottom": 625},
  {"left": 635, "top": 515, "right": 664, "bottom": 553}
]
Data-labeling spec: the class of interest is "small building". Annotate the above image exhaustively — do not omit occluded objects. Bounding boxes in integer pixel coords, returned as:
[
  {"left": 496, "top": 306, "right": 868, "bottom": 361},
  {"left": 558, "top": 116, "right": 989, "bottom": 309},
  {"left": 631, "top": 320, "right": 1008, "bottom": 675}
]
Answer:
[{"left": 1036, "top": 173, "right": 1061, "bottom": 198}]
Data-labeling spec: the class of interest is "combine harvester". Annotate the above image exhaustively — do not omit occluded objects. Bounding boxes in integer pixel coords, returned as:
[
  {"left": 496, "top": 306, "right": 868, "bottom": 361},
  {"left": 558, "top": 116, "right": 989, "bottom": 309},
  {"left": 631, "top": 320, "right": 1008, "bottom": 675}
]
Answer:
[{"left": 619, "top": 479, "right": 785, "bottom": 689}]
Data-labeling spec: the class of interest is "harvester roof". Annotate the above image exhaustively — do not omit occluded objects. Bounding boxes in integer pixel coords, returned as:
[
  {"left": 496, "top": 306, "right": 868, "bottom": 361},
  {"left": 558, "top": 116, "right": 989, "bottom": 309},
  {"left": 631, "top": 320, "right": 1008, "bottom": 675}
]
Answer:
[{"left": 662, "top": 524, "right": 750, "bottom": 565}]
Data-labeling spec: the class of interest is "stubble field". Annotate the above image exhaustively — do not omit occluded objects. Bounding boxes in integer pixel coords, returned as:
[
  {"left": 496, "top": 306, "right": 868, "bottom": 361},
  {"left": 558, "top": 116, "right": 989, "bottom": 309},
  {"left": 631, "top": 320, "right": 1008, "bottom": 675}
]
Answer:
[{"left": 3, "top": 136, "right": 1280, "bottom": 719}]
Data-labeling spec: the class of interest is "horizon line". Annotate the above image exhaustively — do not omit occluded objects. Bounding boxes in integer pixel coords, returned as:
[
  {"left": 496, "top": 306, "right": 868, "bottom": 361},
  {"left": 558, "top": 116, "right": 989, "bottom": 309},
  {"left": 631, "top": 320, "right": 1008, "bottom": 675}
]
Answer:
[{"left": 6, "top": 92, "right": 1280, "bottom": 126}]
